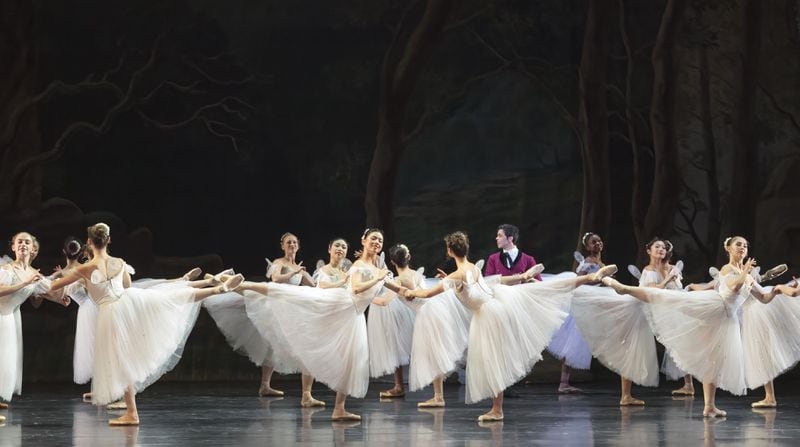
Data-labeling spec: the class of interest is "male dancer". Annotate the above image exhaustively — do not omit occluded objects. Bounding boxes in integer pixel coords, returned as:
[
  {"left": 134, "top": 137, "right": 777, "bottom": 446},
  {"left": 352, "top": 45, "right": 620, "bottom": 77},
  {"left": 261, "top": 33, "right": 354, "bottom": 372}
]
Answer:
[
  {"left": 482, "top": 224, "right": 541, "bottom": 397},
  {"left": 484, "top": 224, "right": 542, "bottom": 280}
]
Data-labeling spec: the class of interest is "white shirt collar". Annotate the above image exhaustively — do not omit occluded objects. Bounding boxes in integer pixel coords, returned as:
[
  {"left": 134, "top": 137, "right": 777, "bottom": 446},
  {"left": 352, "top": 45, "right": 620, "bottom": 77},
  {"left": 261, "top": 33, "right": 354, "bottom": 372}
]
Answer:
[{"left": 503, "top": 247, "right": 519, "bottom": 261}]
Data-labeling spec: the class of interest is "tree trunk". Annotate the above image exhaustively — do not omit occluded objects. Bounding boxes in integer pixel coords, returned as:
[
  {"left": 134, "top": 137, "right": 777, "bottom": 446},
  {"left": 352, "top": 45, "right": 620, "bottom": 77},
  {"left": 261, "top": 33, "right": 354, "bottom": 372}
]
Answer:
[
  {"left": 0, "top": 0, "right": 41, "bottom": 220},
  {"left": 643, "top": 0, "right": 685, "bottom": 247},
  {"left": 699, "top": 45, "right": 721, "bottom": 264},
  {"left": 364, "top": 0, "right": 453, "bottom": 241},
  {"left": 619, "top": 0, "right": 647, "bottom": 254},
  {"left": 576, "top": 0, "right": 611, "bottom": 248},
  {"left": 728, "top": 0, "right": 761, "bottom": 239}
]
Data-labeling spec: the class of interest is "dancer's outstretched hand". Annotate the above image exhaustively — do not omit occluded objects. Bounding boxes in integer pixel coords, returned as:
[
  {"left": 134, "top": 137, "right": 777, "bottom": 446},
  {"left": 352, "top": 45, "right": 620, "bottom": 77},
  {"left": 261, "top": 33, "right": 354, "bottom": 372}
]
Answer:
[
  {"left": 25, "top": 273, "right": 42, "bottom": 285},
  {"left": 743, "top": 258, "right": 757, "bottom": 274},
  {"left": 435, "top": 269, "right": 447, "bottom": 279}
]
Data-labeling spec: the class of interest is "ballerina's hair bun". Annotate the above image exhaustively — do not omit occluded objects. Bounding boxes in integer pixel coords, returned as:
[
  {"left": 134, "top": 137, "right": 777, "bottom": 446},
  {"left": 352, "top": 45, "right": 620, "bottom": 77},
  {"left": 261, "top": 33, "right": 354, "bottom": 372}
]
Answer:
[
  {"left": 361, "top": 228, "right": 384, "bottom": 240},
  {"left": 87, "top": 223, "right": 111, "bottom": 248},
  {"left": 63, "top": 237, "right": 83, "bottom": 260},
  {"left": 280, "top": 232, "right": 298, "bottom": 245},
  {"left": 444, "top": 231, "right": 469, "bottom": 257},
  {"left": 388, "top": 244, "right": 410, "bottom": 268},
  {"left": 723, "top": 235, "right": 746, "bottom": 248}
]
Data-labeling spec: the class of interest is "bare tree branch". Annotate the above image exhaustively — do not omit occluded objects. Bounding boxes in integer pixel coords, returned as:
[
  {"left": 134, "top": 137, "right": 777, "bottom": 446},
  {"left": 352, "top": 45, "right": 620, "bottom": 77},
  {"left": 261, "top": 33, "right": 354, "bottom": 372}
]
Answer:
[
  {"left": 444, "top": 5, "right": 486, "bottom": 32},
  {"left": 183, "top": 57, "right": 255, "bottom": 86},
  {"left": 759, "top": 83, "right": 800, "bottom": 132}
]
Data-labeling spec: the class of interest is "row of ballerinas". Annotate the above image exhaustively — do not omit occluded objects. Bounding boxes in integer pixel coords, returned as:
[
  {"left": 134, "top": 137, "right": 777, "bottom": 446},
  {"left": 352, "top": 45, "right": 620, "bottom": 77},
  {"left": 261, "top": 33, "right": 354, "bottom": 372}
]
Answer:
[{"left": 2, "top": 225, "right": 799, "bottom": 426}]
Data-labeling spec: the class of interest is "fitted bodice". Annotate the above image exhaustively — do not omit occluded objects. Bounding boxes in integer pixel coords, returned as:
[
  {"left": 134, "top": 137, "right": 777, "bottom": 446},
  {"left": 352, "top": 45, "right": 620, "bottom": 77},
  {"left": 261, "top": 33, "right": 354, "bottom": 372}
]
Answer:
[
  {"left": 0, "top": 267, "right": 49, "bottom": 315},
  {"left": 269, "top": 264, "right": 303, "bottom": 286},
  {"left": 716, "top": 272, "right": 752, "bottom": 317},
  {"left": 84, "top": 262, "right": 127, "bottom": 306},
  {"left": 314, "top": 268, "right": 347, "bottom": 288},
  {"left": 576, "top": 260, "right": 602, "bottom": 276},
  {"left": 639, "top": 268, "right": 683, "bottom": 290},
  {"left": 443, "top": 267, "right": 495, "bottom": 313},
  {"left": 347, "top": 265, "right": 388, "bottom": 314},
  {"left": 397, "top": 270, "right": 426, "bottom": 313}
]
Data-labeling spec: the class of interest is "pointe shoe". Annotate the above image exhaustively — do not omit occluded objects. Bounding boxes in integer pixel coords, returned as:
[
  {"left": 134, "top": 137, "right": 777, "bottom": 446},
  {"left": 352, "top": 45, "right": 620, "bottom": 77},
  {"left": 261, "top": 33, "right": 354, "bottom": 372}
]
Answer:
[
  {"left": 331, "top": 411, "right": 361, "bottom": 421},
  {"left": 108, "top": 415, "right": 139, "bottom": 426},
  {"left": 258, "top": 385, "right": 285, "bottom": 397},
  {"left": 671, "top": 386, "right": 695, "bottom": 396},
  {"left": 591, "top": 264, "right": 618, "bottom": 282},
  {"left": 205, "top": 269, "right": 235, "bottom": 285},
  {"left": 523, "top": 264, "right": 545, "bottom": 281},
  {"left": 0, "top": 402, "right": 8, "bottom": 409},
  {"left": 761, "top": 264, "right": 788, "bottom": 283},
  {"left": 0, "top": 414, "right": 5, "bottom": 423},
  {"left": 619, "top": 397, "right": 645, "bottom": 406},
  {"left": 417, "top": 397, "right": 445, "bottom": 408},
  {"left": 379, "top": 388, "right": 405, "bottom": 399},
  {"left": 703, "top": 407, "right": 727, "bottom": 418},
  {"left": 82, "top": 392, "right": 92, "bottom": 402},
  {"left": 218, "top": 274, "right": 244, "bottom": 292},
  {"left": 331, "top": 412, "right": 361, "bottom": 422},
  {"left": 107, "top": 401, "right": 128, "bottom": 410},
  {"left": 751, "top": 399, "right": 777, "bottom": 409},
  {"left": 182, "top": 267, "right": 202, "bottom": 281},
  {"left": 301, "top": 396, "right": 326, "bottom": 408},
  {"left": 558, "top": 384, "right": 583, "bottom": 394},
  {"left": 477, "top": 412, "right": 503, "bottom": 422}
]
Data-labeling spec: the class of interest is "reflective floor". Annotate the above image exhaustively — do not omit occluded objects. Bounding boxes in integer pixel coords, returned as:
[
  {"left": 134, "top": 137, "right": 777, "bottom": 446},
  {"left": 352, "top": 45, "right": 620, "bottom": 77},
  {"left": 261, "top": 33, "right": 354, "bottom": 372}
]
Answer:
[{"left": 1, "top": 381, "right": 798, "bottom": 446}]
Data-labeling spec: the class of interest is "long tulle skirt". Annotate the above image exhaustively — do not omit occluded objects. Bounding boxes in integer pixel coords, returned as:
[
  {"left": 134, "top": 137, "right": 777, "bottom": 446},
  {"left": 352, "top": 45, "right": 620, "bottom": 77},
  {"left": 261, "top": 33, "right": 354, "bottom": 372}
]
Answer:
[
  {"left": 245, "top": 284, "right": 370, "bottom": 397},
  {"left": 464, "top": 280, "right": 571, "bottom": 403},
  {"left": 571, "top": 286, "right": 659, "bottom": 387},
  {"left": 367, "top": 296, "right": 415, "bottom": 378},
  {"left": 92, "top": 287, "right": 201, "bottom": 405},
  {"left": 408, "top": 291, "right": 471, "bottom": 391},
  {"left": 0, "top": 310, "right": 23, "bottom": 401},
  {"left": 740, "top": 292, "right": 800, "bottom": 389},
  {"left": 644, "top": 289, "right": 746, "bottom": 395}
]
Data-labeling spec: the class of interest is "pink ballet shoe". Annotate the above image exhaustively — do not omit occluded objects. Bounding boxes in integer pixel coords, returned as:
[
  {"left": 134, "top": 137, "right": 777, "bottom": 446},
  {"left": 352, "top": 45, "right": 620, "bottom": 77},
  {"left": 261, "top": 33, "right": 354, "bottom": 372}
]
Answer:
[
  {"left": 182, "top": 267, "right": 202, "bottom": 281},
  {"left": 761, "top": 264, "right": 788, "bottom": 283},
  {"left": 523, "top": 264, "right": 545, "bottom": 281},
  {"left": 219, "top": 274, "right": 244, "bottom": 292},
  {"left": 331, "top": 411, "right": 361, "bottom": 421},
  {"left": 205, "top": 269, "right": 235, "bottom": 285},
  {"left": 477, "top": 411, "right": 504, "bottom": 422},
  {"left": 591, "top": 264, "right": 618, "bottom": 282}
]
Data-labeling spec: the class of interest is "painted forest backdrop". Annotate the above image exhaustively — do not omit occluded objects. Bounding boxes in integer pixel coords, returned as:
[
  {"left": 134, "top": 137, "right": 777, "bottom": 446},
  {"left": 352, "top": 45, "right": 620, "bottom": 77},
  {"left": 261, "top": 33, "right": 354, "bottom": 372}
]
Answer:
[{"left": 2, "top": 0, "right": 799, "bottom": 383}]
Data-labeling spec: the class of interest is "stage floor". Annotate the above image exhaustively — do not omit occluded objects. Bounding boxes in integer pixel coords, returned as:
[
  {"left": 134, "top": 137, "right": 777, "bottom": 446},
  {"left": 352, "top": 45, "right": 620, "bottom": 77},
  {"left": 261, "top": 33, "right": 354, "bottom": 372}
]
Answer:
[{"left": 0, "top": 381, "right": 797, "bottom": 446}]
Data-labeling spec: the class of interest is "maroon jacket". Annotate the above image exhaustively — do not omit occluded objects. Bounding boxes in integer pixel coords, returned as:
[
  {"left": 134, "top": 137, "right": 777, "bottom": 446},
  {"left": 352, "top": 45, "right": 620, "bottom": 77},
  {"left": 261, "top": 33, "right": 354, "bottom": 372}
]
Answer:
[{"left": 484, "top": 251, "right": 542, "bottom": 281}]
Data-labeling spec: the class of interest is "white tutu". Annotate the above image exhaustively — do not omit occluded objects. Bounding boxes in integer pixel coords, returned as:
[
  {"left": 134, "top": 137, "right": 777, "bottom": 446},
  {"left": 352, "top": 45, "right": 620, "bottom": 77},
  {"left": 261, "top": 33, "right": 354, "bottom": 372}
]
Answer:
[
  {"left": 245, "top": 277, "right": 377, "bottom": 398},
  {"left": 367, "top": 293, "right": 416, "bottom": 378},
  {"left": 87, "top": 265, "right": 201, "bottom": 405},
  {"left": 408, "top": 289, "right": 471, "bottom": 391},
  {"left": 0, "top": 270, "right": 49, "bottom": 401},
  {"left": 572, "top": 285, "right": 659, "bottom": 386},
  {"left": 204, "top": 292, "right": 299, "bottom": 373},
  {"left": 72, "top": 267, "right": 189, "bottom": 386},
  {"left": 69, "top": 282, "right": 97, "bottom": 385},
  {"left": 543, "top": 272, "right": 592, "bottom": 370},
  {"left": 660, "top": 352, "right": 685, "bottom": 381},
  {"left": 643, "top": 280, "right": 747, "bottom": 395},
  {"left": 445, "top": 270, "right": 570, "bottom": 403},
  {"left": 740, "top": 289, "right": 800, "bottom": 389},
  {"left": 636, "top": 268, "right": 689, "bottom": 382}
]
